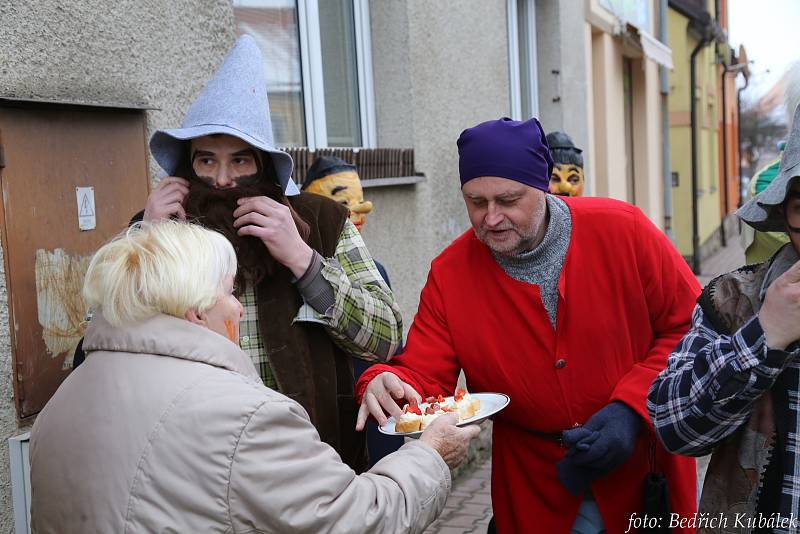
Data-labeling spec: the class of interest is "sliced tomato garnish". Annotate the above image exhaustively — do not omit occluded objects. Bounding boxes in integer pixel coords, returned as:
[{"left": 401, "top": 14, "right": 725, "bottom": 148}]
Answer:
[
  {"left": 405, "top": 396, "right": 423, "bottom": 414},
  {"left": 406, "top": 404, "right": 422, "bottom": 415}
]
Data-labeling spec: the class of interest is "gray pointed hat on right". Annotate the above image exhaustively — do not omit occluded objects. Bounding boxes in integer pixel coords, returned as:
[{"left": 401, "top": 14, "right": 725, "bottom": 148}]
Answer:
[
  {"left": 738, "top": 104, "right": 800, "bottom": 231},
  {"left": 150, "top": 34, "right": 299, "bottom": 196}
]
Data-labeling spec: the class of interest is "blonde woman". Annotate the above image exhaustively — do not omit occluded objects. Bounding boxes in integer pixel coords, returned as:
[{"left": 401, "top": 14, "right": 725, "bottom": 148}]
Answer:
[{"left": 30, "top": 221, "right": 478, "bottom": 534}]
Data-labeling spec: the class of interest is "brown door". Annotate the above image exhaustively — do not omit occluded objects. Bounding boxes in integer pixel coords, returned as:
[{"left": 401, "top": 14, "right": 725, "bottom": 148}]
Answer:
[{"left": 0, "top": 103, "right": 150, "bottom": 419}]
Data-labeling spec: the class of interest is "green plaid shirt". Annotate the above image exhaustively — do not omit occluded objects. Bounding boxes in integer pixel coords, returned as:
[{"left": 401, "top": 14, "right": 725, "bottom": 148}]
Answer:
[
  {"left": 238, "top": 288, "right": 276, "bottom": 389},
  {"left": 239, "top": 220, "right": 403, "bottom": 388}
]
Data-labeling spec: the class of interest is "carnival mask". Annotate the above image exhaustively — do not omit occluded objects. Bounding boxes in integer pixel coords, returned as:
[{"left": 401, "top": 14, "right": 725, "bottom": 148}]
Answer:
[
  {"left": 549, "top": 164, "right": 585, "bottom": 197},
  {"left": 304, "top": 170, "right": 374, "bottom": 231}
]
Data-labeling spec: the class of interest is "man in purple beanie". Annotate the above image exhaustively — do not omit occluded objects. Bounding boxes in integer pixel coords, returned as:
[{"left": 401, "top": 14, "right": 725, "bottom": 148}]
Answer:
[{"left": 356, "top": 117, "right": 700, "bottom": 533}]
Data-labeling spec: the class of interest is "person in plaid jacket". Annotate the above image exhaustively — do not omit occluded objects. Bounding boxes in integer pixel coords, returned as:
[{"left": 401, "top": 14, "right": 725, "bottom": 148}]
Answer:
[{"left": 649, "top": 103, "right": 800, "bottom": 532}]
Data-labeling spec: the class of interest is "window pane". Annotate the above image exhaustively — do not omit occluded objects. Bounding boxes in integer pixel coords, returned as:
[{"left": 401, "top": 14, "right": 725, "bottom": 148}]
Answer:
[
  {"left": 599, "top": 0, "right": 650, "bottom": 29},
  {"left": 318, "top": 0, "right": 362, "bottom": 147},
  {"left": 233, "top": 0, "right": 306, "bottom": 147}
]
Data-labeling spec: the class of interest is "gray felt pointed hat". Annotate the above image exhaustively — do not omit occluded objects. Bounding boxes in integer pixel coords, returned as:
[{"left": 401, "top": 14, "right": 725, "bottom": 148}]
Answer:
[
  {"left": 737, "top": 104, "right": 800, "bottom": 231},
  {"left": 150, "top": 35, "right": 299, "bottom": 196}
]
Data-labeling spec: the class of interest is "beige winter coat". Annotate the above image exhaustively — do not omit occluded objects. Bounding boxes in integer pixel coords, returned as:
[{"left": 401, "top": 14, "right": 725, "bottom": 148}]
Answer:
[{"left": 30, "top": 313, "right": 450, "bottom": 533}]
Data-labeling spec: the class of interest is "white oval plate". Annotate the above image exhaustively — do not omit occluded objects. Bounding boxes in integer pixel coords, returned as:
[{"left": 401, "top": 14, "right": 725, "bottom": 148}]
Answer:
[{"left": 378, "top": 392, "right": 510, "bottom": 438}]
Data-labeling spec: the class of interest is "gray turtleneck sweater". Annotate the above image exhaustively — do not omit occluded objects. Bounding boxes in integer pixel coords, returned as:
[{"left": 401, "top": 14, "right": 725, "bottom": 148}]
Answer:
[{"left": 492, "top": 195, "right": 572, "bottom": 328}]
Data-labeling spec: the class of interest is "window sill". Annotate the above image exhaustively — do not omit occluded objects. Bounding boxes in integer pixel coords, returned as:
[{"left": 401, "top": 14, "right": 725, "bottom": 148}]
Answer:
[
  {"left": 280, "top": 147, "right": 418, "bottom": 187},
  {"left": 362, "top": 175, "right": 426, "bottom": 188}
]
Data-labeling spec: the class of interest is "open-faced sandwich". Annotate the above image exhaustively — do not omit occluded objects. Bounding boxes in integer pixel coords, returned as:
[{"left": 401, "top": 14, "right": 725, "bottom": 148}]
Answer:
[{"left": 394, "top": 388, "right": 481, "bottom": 433}]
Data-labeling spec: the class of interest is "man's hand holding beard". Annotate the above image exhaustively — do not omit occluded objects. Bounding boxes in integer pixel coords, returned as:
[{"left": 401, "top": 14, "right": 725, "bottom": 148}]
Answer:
[
  {"left": 233, "top": 196, "right": 314, "bottom": 278},
  {"left": 143, "top": 176, "right": 190, "bottom": 222}
]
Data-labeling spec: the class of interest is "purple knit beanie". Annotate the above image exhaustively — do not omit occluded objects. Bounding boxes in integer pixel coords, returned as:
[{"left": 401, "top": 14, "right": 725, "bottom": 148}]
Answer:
[{"left": 457, "top": 117, "right": 554, "bottom": 191}]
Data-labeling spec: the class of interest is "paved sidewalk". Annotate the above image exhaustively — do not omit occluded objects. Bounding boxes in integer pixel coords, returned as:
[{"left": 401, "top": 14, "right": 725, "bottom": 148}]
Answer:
[
  {"left": 696, "top": 233, "right": 746, "bottom": 287},
  {"left": 423, "top": 459, "right": 493, "bottom": 534},
  {"left": 424, "top": 232, "right": 747, "bottom": 534}
]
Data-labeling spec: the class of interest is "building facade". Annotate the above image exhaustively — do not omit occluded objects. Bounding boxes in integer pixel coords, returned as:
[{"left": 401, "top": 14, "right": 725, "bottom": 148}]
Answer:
[
  {"left": 668, "top": 0, "right": 746, "bottom": 268},
  {"left": 0, "top": 0, "right": 741, "bottom": 530}
]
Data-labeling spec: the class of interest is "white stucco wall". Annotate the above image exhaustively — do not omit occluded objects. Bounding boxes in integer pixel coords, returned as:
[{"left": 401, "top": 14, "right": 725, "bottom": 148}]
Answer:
[
  {"left": 535, "top": 0, "right": 592, "bottom": 185},
  {"left": 0, "top": 241, "right": 16, "bottom": 532},
  {"left": 0, "top": 1, "right": 235, "bottom": 530},
  {"left": 366, "top": 0, "right": 512, "bottom": 328}
]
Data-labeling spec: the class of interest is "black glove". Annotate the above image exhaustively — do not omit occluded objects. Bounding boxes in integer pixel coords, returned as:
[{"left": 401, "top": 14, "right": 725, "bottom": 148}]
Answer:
[
  {"left": 565, "top": 401, "right": 642, "bottom": 471},
  {"left": 556, "top": 402, "right": 642, "bottom": 494},
  {"left": 556, "top": 455, "right": 604, "bottom": 496}
]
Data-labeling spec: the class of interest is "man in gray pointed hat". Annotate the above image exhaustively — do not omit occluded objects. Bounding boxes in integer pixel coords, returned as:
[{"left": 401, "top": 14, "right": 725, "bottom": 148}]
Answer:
[
  {"left": 143, "top": 35, "right": 403, "bottom": 472},
  {"left": 650, "top": 104, "right": 800, "bottom": 528}
]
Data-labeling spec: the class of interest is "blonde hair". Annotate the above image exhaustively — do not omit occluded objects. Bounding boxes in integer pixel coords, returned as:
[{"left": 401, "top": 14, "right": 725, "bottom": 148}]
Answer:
[{"left": 82, "top": 220, "right": 237, "bottom": 327}]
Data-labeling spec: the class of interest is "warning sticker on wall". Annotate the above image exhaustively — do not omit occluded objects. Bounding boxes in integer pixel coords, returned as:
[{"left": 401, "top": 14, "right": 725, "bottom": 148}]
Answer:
[{"left": 76, "top": 186, "right": 96, "bottom": 231}]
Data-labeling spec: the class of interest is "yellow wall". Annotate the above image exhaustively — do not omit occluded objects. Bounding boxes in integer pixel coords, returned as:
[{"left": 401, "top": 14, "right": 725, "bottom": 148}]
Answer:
[
  {"left": 668, "top": 11, "right": 690, "bottom": 109},
  {"left": 670, "top": 126, "right": 692, "bottom": 249},
  {"left": 668, "top": 7, "right": 722, "bottom": 256}
]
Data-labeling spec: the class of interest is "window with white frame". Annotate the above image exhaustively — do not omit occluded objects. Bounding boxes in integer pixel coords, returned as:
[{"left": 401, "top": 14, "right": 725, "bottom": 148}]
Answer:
[
  {"left": 599, "top": 0, "right": 650, "bottom": 30},
  {"left": 233, "top": 0, "right": 376, "bottom": 148},
  {"left": 507, "top": 0, "right": 539, "bottom": 120}
]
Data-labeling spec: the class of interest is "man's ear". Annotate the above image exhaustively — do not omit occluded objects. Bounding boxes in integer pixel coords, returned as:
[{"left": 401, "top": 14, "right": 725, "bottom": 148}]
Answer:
[{"left": 184, "top": 308, "right": 208, "bottom": 326}]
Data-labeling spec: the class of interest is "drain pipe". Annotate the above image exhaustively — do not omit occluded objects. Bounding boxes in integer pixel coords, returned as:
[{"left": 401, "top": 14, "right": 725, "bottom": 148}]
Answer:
[
  {"left": 690, "top": 34, "right": 713, "bottom": 274},
  {"left": 720, "top": 63, "right": 731, "bottom": 247},
  {"left": 737, "top": 74, "right": 750, "bottom": 207},
  {"left": 659, "top": 0, "right": 673, "bottom": 240},
  {"left": 720, "top": 61, "right": 747, "bottom": 246}
]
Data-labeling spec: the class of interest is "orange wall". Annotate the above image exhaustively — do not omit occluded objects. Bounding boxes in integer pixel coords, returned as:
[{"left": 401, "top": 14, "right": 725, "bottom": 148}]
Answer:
[
  {"left": 717, "top": 68, "right": 741, "bottom": 216},
  {"left": 716, "top": 0, "right": 742, "bottom": 216}
]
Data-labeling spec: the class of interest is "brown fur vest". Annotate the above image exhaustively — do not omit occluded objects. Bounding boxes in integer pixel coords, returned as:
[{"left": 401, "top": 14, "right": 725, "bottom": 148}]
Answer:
[
  {"left": 696, "top": 258, "right": 784, "bottom": 532},
  {"left": 256, "top": 192, "right": 367, "bottom": 473}
]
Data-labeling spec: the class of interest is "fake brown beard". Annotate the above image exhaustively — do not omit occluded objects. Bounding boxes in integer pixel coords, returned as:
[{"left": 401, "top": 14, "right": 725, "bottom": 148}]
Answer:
[{"left": 184, "top": 178, "right": 311, "bottom": 289}]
